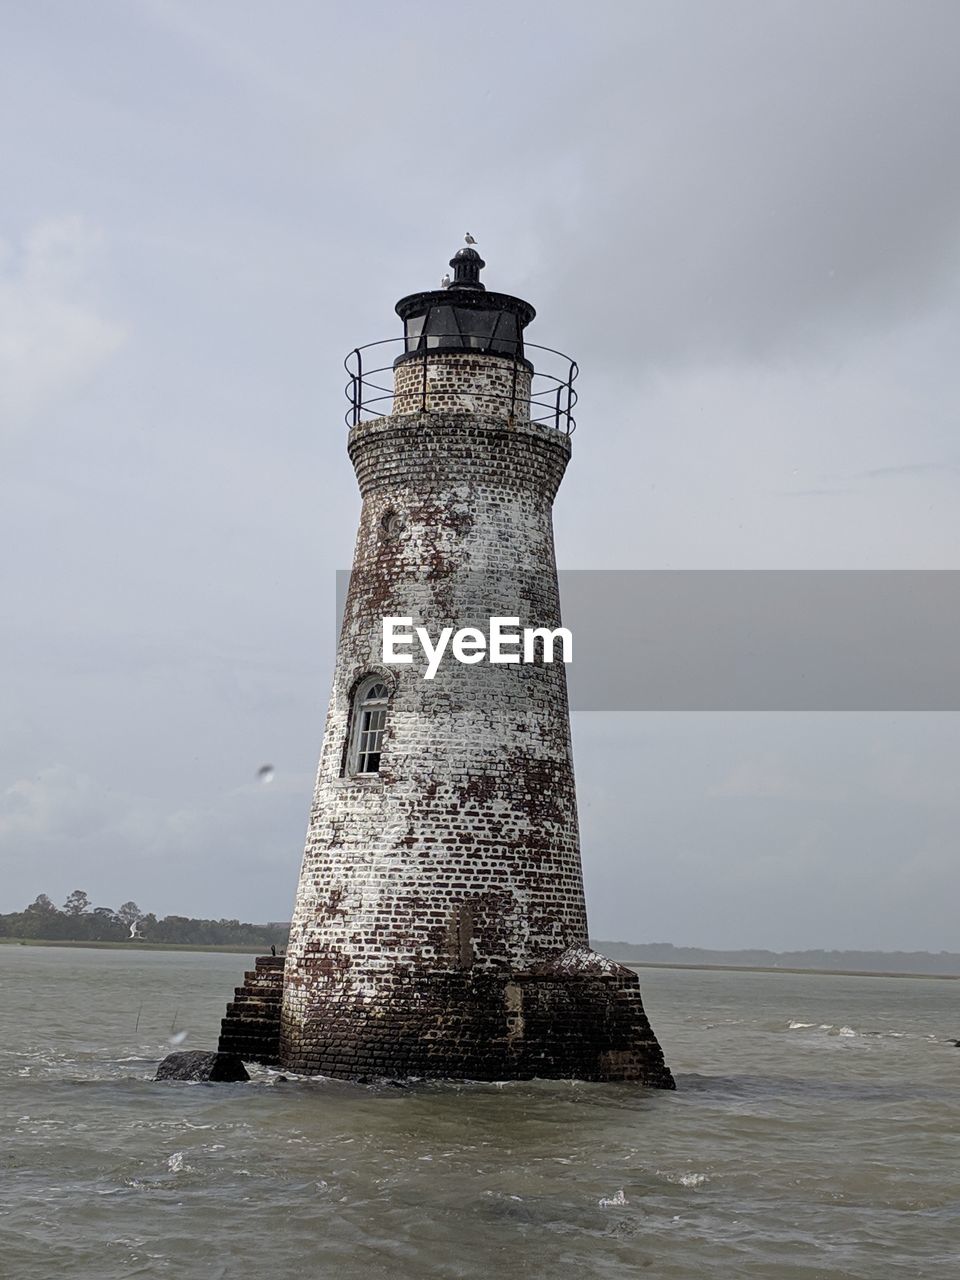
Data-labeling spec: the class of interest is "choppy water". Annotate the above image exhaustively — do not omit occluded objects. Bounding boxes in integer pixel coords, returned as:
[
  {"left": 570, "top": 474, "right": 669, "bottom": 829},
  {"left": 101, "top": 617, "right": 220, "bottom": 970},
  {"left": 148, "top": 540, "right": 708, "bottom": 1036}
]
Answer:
[{"left": 1, "top": 946, "right": 958, "bottom": 1278}]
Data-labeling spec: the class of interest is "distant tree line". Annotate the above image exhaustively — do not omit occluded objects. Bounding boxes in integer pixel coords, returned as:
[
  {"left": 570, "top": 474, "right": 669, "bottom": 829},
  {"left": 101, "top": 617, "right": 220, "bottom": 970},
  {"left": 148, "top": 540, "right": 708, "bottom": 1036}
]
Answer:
[
  {"left": 593, "top": 940, "right": 960, "bottom": 976},
  {"left": 0, "top": 891, "right": 290, "bottom": 948}
]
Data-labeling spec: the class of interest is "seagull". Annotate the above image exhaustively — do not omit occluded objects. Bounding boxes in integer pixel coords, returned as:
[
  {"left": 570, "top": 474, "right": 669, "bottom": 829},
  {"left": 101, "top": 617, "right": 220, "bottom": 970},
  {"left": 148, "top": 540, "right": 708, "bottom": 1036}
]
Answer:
[
  {"left": 440, "top": 272, "right": 451, "bottom": 288},
  {"left": 464, "top": 232, "right": 477, "bottom": 245}
]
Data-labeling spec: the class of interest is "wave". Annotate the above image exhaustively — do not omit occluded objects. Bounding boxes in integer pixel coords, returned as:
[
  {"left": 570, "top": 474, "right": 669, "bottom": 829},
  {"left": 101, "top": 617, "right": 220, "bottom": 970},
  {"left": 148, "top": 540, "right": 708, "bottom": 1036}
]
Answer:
[
  {"left": 782, "top": 1020, "right": 917, "bottom": 1040},
  {"left": 660, "top": 1171, "right": 708, "bottom": 1188}
]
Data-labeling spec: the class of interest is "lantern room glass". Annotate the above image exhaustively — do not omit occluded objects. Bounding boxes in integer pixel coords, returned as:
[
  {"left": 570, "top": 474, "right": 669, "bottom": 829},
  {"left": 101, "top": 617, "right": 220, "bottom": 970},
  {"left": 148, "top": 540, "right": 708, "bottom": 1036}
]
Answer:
[{"left": 403, "top": 306, "right": 522, "bottom": 358}]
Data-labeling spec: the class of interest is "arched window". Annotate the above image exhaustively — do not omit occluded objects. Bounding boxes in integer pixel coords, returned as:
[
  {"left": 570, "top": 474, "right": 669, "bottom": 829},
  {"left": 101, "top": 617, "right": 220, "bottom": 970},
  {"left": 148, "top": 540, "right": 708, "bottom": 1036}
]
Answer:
[{"left": 349, "top": 678, "right": 389, "bottom": 775}]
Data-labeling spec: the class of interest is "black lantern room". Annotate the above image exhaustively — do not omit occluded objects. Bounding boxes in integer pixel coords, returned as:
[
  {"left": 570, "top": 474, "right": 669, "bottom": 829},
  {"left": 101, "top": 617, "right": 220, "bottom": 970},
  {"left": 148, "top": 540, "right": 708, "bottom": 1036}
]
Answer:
[{"left": 394, "top": 246, "right": 536, "bottom": 368}]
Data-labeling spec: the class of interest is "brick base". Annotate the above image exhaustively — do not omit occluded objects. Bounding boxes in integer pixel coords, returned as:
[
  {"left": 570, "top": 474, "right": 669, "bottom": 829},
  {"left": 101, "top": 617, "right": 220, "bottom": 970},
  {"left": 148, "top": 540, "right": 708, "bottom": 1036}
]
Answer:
[{"left": 222, "top": 948, "right": 672, "bottom": 1086}]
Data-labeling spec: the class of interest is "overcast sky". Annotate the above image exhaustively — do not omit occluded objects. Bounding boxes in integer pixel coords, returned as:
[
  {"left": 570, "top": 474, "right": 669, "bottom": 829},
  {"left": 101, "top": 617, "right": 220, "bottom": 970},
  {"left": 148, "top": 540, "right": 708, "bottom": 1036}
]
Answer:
[{"left": 2, "top": 0, "right": 959, "bottom": 950}]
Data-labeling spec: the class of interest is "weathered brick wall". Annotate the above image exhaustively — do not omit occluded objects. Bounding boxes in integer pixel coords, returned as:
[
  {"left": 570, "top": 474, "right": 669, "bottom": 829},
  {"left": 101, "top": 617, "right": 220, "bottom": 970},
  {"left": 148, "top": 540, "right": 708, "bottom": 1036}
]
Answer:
[
  {"left": 392, "top": 351, "right": 532, "bottom": 419},
  {"left": 274, "top": 348, "right": 672, "bottom": 1085},
  {"left": 220, "top": 954, "right": 675, "bottom": 1085},
  {"left": 281, "top": 959, "right": 673, "bottom": 1085},
  {"left": 284, "top": 411, "right": 585, "bottom": 996}
]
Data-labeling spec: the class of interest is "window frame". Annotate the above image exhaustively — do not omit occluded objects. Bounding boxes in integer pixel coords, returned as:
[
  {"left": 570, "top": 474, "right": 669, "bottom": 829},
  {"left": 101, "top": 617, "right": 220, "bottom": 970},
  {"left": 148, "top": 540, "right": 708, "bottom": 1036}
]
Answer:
[{"left": 346, "top": 676, "right": 390, "bottom": 777}]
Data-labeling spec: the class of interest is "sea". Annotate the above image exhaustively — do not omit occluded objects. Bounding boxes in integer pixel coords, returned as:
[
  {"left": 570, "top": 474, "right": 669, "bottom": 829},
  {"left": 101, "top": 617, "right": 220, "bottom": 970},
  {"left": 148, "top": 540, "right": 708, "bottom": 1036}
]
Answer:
[{"left": 0, "top": 945, "right": 957, "bottom": 1279}]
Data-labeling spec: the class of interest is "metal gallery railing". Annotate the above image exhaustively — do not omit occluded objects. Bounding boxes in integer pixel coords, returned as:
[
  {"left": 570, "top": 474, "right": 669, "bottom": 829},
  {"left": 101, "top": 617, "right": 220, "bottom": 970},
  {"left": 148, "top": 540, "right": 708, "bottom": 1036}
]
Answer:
[{"left": 343, "top": 335, "right": 579, "bottom": 434}]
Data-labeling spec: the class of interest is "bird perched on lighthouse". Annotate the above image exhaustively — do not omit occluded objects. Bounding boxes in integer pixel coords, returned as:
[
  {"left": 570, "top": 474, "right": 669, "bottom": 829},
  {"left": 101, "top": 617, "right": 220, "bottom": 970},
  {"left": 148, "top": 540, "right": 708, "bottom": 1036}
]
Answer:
[{"left": 464, "top": 232, "right": 477, "bottom": 245}]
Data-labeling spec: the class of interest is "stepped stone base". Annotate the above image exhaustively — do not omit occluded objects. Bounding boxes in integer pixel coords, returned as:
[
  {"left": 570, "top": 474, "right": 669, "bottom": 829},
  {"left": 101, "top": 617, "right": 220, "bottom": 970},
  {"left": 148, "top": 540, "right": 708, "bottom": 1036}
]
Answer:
[
  {"left": 218, "top": 955, "right": 284, "bottom": 1066},
  {"left": 223, "top": 948, "right": 670, "bottom": 1086},
  {"left": 220, "top": 952, "right": 673, "bottom": 1086}
]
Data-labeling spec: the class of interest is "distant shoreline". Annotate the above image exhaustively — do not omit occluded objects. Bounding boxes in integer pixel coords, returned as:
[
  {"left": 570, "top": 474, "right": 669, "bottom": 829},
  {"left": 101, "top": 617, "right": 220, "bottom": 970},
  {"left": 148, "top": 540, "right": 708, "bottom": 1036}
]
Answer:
[
  {"left": 626, "top": 960, "right": 959, "bottom": 981},
  {"left": 0, "top": 938, "right": 262, "bottom": 955},
  {"left": 1, "top": 937, "right": 957, "bottom": 978}
]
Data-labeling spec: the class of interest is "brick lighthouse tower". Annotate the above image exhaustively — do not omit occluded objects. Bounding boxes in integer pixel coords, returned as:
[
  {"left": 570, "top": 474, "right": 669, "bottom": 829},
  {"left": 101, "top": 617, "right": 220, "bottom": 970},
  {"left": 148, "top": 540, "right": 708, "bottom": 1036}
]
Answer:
[{"left": 220, "top": 242, "right": 673, "bottom": 1086}]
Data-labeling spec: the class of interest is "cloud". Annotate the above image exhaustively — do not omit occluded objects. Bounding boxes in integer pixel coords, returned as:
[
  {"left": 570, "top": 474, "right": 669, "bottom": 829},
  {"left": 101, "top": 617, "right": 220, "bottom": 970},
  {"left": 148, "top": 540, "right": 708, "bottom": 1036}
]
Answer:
[
  {"left": 0, "top": 218, "right": 126, "bottom": 436},
  {"left": 0, "top": 764, "right": 306, "bottom": 918},
  {"left": 534, "top": 0, "right": 960, "bottom": 371},
  {"left": 0, "top": 766, "right": 127, "bottom": 843},
  {"left": 859, "top": 463, "right": 960, "bottom": 480},
  {"left": 706, "top": 760, "right": 802, "bottom": 799}
]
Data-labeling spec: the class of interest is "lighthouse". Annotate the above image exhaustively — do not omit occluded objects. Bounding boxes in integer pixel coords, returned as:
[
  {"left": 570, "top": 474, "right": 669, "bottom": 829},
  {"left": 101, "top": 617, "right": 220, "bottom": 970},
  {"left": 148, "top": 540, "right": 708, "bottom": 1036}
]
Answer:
[{"left": 219, "top": 243, "right": 673, "bottom": 1086}]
